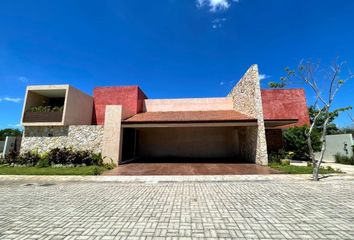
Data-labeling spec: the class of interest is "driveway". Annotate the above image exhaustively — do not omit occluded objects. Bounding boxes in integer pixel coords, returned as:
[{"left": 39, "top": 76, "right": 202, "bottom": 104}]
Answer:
[
  {"left": 0, "top": 176, "right": 353, "bottom": 239},
  {"left": 103, "top": 163, "right": 281, "bottom": 175}
]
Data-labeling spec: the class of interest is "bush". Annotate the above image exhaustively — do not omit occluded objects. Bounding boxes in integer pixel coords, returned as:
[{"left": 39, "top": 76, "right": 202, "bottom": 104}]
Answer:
[
  {"left": 93, "top": 166, "right": 103, "bottom": 175},
  {"left": 335, "top": 153, "right": 354, "bottom": 165},
  {"left": 36, "top": 158, "right": 50, "bottom": 168},
  {"left": 92, "top": 153, "right": 103, "bottom": 166},
  {"left": 283, "top": 126, "right": 321, "bottom": 160},
  {"left": 17, "top": 151, "right": 41, "bottom": 166},
  {"left": 268, "top": 149, "right": 286, "bottom": 163},
  {"left": 1, "top": 150, "right": 19, "bottom": 165},
  {"left": 1, "top": 148, "right": 106, "bottom": 168},
  {"left": 47, "top": 148, "right": 103, "bottom": 166}
]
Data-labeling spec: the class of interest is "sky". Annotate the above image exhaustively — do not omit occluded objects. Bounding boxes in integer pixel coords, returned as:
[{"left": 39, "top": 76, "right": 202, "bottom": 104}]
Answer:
[{"left": 0, "top": 0, "right": 354, "bottom": 129}]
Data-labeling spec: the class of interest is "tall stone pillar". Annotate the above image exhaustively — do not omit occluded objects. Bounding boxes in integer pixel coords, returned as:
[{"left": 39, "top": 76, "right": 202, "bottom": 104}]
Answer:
[
  {"left": 102, "top": 105, "right": 123, "bottom": 165},
  {"left": 228, "top": 65, "right": 268, "bottom": 165}
]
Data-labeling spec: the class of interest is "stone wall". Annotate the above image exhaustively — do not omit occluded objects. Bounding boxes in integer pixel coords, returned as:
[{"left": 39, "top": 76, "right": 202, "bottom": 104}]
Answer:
[
  {"left": 21, "top": 125, "right": 104, "bottom": 154},
  {"left": 228, "top": 65, "right": 268, "bottom": 165}
]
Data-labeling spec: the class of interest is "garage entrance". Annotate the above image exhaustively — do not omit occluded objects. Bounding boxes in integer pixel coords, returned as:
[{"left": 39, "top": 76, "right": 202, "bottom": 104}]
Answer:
[{"left": 121, "top": 126, "right": 256, "bottom": 164}]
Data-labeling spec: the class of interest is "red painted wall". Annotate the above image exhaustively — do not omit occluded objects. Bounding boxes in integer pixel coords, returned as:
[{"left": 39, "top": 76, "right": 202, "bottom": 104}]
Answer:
[
  {"left": 92, "top": 86, "right": 147, "bottom": 125},
  {"left": 261, "top": 89, "right": 310, "bottom": 127}
]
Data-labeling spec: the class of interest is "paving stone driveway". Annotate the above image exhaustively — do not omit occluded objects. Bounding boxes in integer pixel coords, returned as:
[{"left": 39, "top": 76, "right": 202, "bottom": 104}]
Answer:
[{"left": 0, "top": 178, "right": 353, "bottom": 240}]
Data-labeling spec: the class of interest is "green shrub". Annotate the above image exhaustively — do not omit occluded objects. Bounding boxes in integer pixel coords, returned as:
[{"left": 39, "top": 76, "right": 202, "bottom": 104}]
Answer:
[
  {"left": 2, "top": 148, "right": 108, "bottom": 168},
  {"left": 93, "top": 166, "right": 103, "bottom": 175},
  {"left": 28, "top": 105, "right": 64, "bottom": 113},
  {"left": 47, "top": 148, "right": 104, "bottom": 166},
  {"left": 1, "top": 150, "right": 19, "bottom": 165},
  {"left": 268, "top": 149, "right": 286, "bottom": 163},
  {"left": 17, "top": 151, "right": 41, "bottom": 166},
  {"left": 280, "top": 159, "right": 290, "bottom": 165},
  {"left": 36, "top": 158, "right": 50, "bottom": 168},
  {"left": 91, "top": 153, "right": 103, "bottom": 166},
  {"left": 283, "top": 126, "right": 321, "bottom": 160},
  {"left": 103, "top": 162, "right": 116, "bottom": 170},
  {"left": 334, "top": 153, "right": 354, "bottom": 165}
]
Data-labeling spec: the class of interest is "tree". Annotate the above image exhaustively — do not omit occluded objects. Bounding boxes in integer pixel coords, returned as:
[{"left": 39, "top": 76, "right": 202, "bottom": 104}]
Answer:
[
  {"left": 0, "top": 128, "right": 22, "bottom": 141},
  {"left": 269, "top": 58, "right": 353, "bottom": 181},
  {"left": 283, "top": 125, "right": 321, "bottom": 159},
  {"left": 308, "top": 106, "right": 341, "bottom": 135}
]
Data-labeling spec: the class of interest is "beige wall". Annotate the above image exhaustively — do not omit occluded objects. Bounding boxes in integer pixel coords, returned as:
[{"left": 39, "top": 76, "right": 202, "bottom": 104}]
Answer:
[
  {"left": 102, "top": 105, "right": 123, "bottom": 165},
  {"left": 21, "top": 85, "right": 93, "bottom": 126},
  {"left": 144, "top": 97, "right": 233, "bottom": 112},
  {"left": 137, "top": 127, "right": 241, "bottom": 159},
  {"left": 23, "top": 91, "right": 50, "bottom": 112},
  {"left": 63, "top": 86, "right": 93, "bottom": 125}
]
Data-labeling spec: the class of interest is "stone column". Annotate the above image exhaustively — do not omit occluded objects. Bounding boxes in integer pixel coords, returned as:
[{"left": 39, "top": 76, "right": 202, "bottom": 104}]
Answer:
[
  {"left": 102, "top": 105, "right": 123, "bottom": 165},
  {"left": 228, "top": 65, "right": 268, "bottom": 165}
]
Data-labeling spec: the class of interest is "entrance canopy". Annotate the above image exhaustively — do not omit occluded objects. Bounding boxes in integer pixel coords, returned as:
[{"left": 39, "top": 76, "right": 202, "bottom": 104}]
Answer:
[{"left": 122, "top": 110, "right": 257, "bottom": 128}]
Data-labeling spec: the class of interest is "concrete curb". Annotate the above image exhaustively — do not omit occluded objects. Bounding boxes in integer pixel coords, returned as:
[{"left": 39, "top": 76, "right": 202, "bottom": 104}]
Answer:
[{"left": 0, "top": 174, "right": 353, "bottom": 183}]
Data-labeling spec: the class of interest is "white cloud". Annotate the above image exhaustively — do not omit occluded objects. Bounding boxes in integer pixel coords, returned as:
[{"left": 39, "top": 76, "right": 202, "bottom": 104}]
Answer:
[
  {"left": 197, "top": 0, "right": 233, "bottom": 12},
  {"left": 0, "top": 97, "right": 22, "bottom": 103},
  {"left": 197, "top": 0, "right": 240, "bottom": 12},
  {"left": 18, "top": 76, "right": 29, "bottom": 83},
  {"left": 259, "top": 74, "right": 271, "bottom": 81}
]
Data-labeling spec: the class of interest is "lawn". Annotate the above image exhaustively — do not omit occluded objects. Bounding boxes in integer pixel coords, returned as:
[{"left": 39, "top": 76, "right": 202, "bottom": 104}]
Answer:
[
  {"left": 0, "top": 165, "right": 107, "bottom": 175},
  {"left": 269, "top": 163, "right": 342, "bottom": 174}
]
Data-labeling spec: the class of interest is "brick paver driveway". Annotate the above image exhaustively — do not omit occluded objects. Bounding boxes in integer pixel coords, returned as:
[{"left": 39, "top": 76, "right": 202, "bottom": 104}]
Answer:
[{"left": 0, "top": 178, "right": 353, "bottom": 239}]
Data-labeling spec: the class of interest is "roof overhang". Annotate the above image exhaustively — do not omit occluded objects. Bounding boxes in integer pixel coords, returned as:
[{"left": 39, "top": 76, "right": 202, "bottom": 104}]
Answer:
[
  {"left": 122, "top": 120, "right": 258, "bottom": 128},
  {"left": 264, "top": 119, "right": 298, "bottom": 127}
]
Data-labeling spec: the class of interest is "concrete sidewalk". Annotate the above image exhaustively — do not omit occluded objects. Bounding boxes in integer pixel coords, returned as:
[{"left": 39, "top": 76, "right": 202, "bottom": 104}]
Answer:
[
  {"left": 291, "top": 161, "right": 354, "bottom": 175},
  {"left": 0, "top": 173, "right": 353, "bottom": 184}
]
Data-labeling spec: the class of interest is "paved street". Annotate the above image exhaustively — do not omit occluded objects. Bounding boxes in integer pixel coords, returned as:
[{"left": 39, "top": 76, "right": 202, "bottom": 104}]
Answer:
[{"left": 0, "top": 177, "right": 353, "bottom": 239}]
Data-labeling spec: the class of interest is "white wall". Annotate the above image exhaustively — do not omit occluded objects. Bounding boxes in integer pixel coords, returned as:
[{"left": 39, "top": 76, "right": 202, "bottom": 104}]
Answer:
[{"left": 317, "top": 134, "right": 354, "bottom": 162}]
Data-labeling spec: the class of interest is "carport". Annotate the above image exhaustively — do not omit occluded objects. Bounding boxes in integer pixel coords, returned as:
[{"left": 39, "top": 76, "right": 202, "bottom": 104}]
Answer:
[{"left": 120, "top": 110, "right": 259, "bottom": 165}]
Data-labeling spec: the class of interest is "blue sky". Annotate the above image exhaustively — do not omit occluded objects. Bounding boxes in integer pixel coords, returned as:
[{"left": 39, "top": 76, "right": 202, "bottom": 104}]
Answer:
[{"left": 1, "top": 0, "right": 354, "bottom": 129}]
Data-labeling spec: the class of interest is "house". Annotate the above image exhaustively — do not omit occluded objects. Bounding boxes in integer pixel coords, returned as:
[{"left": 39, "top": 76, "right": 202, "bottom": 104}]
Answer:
[{"left": 20, "top": 65, "right": 309, "bottom": 166}]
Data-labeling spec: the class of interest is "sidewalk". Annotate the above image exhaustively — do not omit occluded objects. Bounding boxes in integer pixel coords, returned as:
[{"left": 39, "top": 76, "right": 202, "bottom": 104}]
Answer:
[
  {"left": 291, "top": 161, "right": 354, "bottom": 175},
  {"left": 0, "top": 173, "right": 353, "bottom": 184}
]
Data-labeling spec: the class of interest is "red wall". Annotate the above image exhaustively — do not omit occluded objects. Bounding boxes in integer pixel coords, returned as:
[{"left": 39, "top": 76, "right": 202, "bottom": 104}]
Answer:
[
  {"left": 92, "top": 86, "right": 147, "bottom": 125},
  {"left": 261, "top": 89, "right": 310, "bottom": 127}
]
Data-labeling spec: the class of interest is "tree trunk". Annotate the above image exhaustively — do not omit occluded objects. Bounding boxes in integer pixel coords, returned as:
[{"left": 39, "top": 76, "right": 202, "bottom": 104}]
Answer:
[{"left": 313, "top": 116, "right": 330, "bottom": 181}]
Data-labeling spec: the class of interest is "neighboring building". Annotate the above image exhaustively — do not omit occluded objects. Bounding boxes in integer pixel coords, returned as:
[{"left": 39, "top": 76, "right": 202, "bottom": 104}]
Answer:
[
  {"left": 316, "top": 134, "right": 354, "bottom": 162},
  {"left": 20, "top": 65, "right": 310, "bottom": 166},
  {"left": 0, "top": 136, "right": 21, "bottom": 158}
]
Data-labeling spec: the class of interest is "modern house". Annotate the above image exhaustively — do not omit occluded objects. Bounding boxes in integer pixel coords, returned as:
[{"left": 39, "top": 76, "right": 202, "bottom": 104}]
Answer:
[{"left": 20, "top": 65, "right": 309, "bottom": 166}]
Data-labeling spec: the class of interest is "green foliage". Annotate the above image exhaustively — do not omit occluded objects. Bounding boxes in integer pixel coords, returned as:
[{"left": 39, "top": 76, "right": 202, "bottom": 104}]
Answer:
[
  {"left": 283, "top": 126, "right": 321, "bottom": 159},
  {"left": 92, "top": 166, "right": 104, "bottom": 175},
  {"left": 1, "top": 148, "right": 105, "bottom": 167},
  {"left": 0, "top": 128, "right": 22, "bottom": 141},
  {"left": 102, "top": 162, "right": 116, "bottom": 170},
  {"left": 91, "top": 153, "right": 103, "bottom": 166},
  {"left": 268, "top": 149, "right": 286, "bottom": 163},
  {"left": 17, "top": 151, "right": 41, "bottom": 166},
  {"left": 47, "top": 148, "right": 94, "bottom": 166},
  {"left": 268, "top": 163, "right": 342, "bottom": 174},
  {"left": 0, "top": 166, "right": 107, "bottom": 175},
  {"left": 334, "top": 152, "right": 354, "bottom": 165},
  {"left": 28, "top": 105, "right": 64, "bottom": 113},
  {"left": 36, "top": 158, "right": 50, "bottom": 168},
  {"left": 337, "top": 126, "right": 354, "bottom": 137},
  {"left": 308, "top": 106, "right": 352, "bottom": 135}
]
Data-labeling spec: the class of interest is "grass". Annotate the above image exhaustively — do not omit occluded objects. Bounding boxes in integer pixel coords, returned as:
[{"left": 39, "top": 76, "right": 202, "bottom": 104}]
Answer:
[
  {"left": 269, "top": 163, "right": 342, "bottom": 174},
  {"left": 0, "top": 165, "right": 107, "bottom": 175}
]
